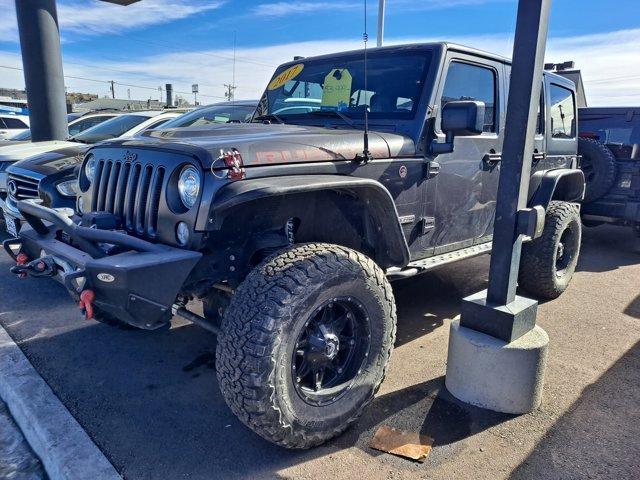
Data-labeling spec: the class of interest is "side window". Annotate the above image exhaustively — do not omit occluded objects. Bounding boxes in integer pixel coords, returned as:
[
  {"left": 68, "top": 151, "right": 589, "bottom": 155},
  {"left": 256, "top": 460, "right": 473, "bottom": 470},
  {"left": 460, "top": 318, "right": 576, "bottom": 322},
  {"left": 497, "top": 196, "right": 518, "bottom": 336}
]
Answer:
[
  {"left": 441, "top": 61, "right": 496, "bottom": 132},
  {"left": 536, "top": 88, "right": 544, "bottom": 134},
  {"left": 3, "top": 117, "right": 27, "bottom": 129},
  {"left": 549, "top": 84, "right": 575, "bottom": 139}
]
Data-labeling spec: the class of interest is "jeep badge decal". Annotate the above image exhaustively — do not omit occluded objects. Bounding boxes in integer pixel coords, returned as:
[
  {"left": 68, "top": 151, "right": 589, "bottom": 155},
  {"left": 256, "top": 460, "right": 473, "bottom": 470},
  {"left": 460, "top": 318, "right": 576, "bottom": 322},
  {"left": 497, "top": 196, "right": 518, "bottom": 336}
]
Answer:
[{"left": 97, "top": 273, "right": 115, "bottom": 283}]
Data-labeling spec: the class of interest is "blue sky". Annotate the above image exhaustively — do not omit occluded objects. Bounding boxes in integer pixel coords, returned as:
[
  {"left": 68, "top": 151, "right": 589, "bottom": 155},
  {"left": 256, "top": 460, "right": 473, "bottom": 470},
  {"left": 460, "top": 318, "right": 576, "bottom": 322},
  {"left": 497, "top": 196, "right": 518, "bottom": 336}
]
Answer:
[{"left": 0, "top": 0, "right": 639, "bottom": 105}]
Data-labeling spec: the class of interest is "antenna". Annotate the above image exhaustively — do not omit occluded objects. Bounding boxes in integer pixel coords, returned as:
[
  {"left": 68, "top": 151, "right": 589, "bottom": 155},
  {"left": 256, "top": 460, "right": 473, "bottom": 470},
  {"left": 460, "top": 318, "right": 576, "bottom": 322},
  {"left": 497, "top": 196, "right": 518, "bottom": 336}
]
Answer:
[{"left": 356, "top": 0, "right": 373, "bottom": 162}]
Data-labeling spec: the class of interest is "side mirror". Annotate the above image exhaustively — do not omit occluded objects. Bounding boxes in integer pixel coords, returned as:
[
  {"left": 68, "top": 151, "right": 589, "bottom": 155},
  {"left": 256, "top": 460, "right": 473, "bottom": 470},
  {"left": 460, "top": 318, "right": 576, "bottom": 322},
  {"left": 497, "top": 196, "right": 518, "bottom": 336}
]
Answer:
[{"left": 431, "top": 100, "right": 486, "bottom": 155}]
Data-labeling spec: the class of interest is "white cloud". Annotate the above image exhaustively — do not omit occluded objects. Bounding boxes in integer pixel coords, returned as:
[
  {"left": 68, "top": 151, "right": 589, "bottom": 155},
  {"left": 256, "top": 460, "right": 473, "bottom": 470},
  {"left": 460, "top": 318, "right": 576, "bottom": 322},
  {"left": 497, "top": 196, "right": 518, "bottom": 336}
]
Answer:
[
  {"left": 0, "top": 0, "right": 224, "bottom": 42},
  {"left": 253, "top": 2, "right": 358, "bottom": 17},
  {"left": 0, "top": 28, "right": 638, "bottom": 106}
]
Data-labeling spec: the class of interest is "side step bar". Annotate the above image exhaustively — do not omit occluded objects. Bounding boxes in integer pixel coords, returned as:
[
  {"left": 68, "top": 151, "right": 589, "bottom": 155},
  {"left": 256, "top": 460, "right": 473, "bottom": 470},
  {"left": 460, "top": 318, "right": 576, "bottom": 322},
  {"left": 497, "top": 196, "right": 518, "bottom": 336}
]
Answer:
[{"left": 387, "top": 242, "right": 492, "bottom": 281}]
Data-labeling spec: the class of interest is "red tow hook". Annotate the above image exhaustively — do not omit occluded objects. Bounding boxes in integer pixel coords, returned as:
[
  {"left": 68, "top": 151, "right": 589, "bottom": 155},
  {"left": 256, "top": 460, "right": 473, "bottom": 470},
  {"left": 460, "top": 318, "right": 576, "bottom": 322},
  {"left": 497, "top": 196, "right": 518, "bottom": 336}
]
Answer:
[
  {"left": 16, "top": 253, "right": 29, "bottom": 279},
  {"left": 79, "top": 290, "right": 96, "bottom": 320}
]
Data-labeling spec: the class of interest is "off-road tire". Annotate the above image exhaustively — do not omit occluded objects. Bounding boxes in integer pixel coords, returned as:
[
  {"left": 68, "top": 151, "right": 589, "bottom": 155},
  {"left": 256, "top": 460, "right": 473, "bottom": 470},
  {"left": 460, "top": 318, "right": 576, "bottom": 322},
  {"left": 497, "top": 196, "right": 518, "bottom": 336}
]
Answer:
[
  {"left": 579, "top": 137, "right": 617, "bottom": 203},
  {"left": 519, "top": 201, "right": 582, "bottom": 300},
  {"left": 215, "top": 243, "right": 396, "bottom": 448}
]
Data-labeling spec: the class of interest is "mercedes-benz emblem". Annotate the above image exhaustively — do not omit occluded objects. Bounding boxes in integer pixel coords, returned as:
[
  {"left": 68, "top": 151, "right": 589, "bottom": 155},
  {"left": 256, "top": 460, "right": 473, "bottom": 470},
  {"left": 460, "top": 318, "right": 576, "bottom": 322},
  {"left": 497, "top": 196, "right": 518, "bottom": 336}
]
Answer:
[{"left": 7, "top": 180, "right": 17, "bottom": 197}]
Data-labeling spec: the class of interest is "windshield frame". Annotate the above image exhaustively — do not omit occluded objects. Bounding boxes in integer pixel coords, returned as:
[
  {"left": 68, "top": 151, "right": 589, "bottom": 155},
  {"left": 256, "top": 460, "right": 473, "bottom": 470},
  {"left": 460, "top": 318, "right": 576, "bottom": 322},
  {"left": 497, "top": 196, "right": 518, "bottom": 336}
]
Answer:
[{"left": 254, "top": 48, "right": 433, "bottom": 125}]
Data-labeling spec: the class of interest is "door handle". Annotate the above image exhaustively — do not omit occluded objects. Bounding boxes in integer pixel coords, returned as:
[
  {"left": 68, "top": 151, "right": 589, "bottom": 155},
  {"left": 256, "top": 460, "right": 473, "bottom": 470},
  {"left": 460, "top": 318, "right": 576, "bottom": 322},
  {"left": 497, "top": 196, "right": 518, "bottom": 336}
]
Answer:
[
  {"left": 532, "top": 151, "right": 546, "bottom": 163},
  {"left": 482, "top": 152, "right": 502, "bottom": 165}
]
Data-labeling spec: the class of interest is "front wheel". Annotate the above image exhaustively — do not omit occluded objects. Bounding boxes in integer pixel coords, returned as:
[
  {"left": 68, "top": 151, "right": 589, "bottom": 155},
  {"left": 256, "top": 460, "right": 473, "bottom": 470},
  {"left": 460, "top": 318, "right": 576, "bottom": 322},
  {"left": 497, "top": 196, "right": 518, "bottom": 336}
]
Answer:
[
  {"left": 519, "top": 201, "right": 582, "bottom": 300},
  {"left": 215, "top": 243, "right": 396, "bottom": 448}
]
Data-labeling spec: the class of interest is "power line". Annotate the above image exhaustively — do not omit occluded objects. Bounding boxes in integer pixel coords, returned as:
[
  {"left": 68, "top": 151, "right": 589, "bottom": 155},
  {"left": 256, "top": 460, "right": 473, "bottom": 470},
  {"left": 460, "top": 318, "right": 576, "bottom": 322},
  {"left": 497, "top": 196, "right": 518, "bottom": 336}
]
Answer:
[{"left": 0, "top": 64, "right": 228, "bottom": 100}]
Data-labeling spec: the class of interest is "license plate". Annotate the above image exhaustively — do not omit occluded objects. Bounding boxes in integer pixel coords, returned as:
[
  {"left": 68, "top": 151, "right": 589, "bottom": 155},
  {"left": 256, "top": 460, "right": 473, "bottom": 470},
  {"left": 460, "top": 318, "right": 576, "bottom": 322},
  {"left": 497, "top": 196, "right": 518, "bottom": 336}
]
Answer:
[{"left": 3, "top": 212, "right": 18, "bottom": 237}]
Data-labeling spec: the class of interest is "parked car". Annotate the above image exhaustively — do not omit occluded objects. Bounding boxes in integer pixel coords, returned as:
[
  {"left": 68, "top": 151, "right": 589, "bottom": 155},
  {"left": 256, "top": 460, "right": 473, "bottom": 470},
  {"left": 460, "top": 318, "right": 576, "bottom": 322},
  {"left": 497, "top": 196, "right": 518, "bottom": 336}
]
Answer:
[
  {"left": 0, "top": 113, "right": 30, "bottom": 140},
  {"left": 5, "top": 111, "right": 120, "bottom": 145},
  {"left": 1, "top": 110, "right": 184, "bottom": 236},
  {"left": 578, "top": 107, "right": 640, "bottom": 235},
  {"left": 5, "top": 43, "right": 584, "bottom": 448}
]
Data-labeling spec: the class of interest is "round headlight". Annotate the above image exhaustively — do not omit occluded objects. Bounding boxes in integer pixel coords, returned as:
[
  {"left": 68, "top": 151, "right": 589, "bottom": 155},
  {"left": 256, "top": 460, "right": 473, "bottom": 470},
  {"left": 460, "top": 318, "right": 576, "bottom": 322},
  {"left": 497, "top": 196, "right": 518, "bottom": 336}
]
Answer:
[
  {"left": 178, "top": 165, "right": 200, "bottom": 209},
  {"left": 84, "top": 156, "right": 97, "bottom": 183}
]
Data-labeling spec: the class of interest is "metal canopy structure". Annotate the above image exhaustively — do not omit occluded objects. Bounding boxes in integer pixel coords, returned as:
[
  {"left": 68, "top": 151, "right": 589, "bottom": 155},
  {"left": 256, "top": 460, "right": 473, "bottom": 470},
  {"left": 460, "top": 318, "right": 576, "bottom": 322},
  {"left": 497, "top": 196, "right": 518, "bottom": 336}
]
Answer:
[
  {"left": 460, "top": 0, "right": 552, "bottom": 342},
  {"left": 14, "top": 0, "right": 140, "bottom": 141}
]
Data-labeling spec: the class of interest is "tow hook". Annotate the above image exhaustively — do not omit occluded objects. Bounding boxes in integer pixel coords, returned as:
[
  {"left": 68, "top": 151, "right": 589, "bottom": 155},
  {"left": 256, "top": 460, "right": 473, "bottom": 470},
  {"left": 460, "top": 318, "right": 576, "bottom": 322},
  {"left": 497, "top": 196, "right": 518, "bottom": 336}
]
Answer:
[
  {"left": 14, "top": 253, "right": 29, "bottom": 279},
  {"left": 79, "top": 290, "right": 96, "bottom": 320},
  {"left": 10, "top": 256, "right": 58, "bottom": 279}
]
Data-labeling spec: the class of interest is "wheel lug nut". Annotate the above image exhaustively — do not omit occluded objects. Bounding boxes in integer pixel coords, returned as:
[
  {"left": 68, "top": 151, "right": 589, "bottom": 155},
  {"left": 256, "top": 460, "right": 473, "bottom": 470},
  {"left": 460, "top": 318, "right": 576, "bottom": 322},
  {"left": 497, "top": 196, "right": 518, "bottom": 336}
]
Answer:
[
  {"left": 349, "top": 339, "right": 355, "bottom": 345},
  {"left": 338, "top": 367, "right": 343, "bottom": 374}
]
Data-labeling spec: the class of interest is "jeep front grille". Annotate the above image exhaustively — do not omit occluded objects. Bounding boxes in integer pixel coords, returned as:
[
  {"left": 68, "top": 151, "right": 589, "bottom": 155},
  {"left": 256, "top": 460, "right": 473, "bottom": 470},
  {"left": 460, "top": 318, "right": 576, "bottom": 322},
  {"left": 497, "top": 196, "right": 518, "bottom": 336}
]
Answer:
[
  {"left": 92, "top": 159, "right": 166, "bottom": 238},
  {"left": 7, "top": 173, "right": 40, "bottom": 202}
]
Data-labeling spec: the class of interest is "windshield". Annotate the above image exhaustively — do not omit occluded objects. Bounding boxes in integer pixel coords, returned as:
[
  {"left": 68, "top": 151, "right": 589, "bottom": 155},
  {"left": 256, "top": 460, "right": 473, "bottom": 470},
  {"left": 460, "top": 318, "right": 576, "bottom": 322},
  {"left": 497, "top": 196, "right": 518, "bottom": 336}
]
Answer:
[
  {"left": 73, "top": 114, "right": 148, "bottom": 143},
  {"left": 254, "top": 51, "right": 431, "bottom": 123},
  {"left": 161, "top": 104, "right": 256, "bottom": 128}
]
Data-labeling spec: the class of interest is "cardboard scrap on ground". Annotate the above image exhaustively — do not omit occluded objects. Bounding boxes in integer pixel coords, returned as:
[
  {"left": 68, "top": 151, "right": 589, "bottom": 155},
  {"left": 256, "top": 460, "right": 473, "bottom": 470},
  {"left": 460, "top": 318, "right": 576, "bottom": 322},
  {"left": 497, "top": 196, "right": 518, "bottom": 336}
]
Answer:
[{"left": 369, "top": 425, "right": 434, "bottom": 462}]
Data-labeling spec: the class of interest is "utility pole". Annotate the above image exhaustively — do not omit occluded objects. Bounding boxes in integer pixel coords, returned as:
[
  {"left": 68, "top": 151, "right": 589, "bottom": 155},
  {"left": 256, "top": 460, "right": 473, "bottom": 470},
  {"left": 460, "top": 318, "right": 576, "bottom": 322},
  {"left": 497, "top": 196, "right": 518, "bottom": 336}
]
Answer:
[
  {"left": 14, "top": 0, "right": 68, "bottom": 141},
  {"left": 377, "top": 0, "right": 385, "bottom": 48},
  {"left": 109, "top": 80, "right": 115, "bottom": 99},
  {"left": 224, "top": 84, "right": 236, "bottom": 102}
]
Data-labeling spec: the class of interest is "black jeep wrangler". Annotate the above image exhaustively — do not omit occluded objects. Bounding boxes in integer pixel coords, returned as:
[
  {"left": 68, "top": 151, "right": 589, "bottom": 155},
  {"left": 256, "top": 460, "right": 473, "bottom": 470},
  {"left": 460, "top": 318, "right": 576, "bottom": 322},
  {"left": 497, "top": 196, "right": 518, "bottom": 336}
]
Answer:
[
  {"left": 578, "top": 107, "right": 640, "bottom": 235},
  {"left": 4, "top": 43, "right": 585, "bottom": 448}
]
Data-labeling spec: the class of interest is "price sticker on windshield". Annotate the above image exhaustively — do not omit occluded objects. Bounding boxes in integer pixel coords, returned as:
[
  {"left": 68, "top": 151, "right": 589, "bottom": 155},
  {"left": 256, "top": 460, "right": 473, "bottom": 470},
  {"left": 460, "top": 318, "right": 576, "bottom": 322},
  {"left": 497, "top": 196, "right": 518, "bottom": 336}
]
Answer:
[
  {"left": 321, "top": 69, "right": 352, "bottom": 111},
  {"left": 267, "top": 63, "right": 304, "bottom": 91}
]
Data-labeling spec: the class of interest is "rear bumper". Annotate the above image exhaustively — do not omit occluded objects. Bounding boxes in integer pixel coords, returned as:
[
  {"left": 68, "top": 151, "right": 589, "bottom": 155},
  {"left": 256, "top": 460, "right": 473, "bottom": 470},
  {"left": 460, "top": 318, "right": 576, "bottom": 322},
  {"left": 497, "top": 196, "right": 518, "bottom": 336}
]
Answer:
[
  {"left": 5, "top": 200, "right": 202, "bottom": 329},
  {"left": 581, "top": 199, "right": 640, "bottom": 225}
]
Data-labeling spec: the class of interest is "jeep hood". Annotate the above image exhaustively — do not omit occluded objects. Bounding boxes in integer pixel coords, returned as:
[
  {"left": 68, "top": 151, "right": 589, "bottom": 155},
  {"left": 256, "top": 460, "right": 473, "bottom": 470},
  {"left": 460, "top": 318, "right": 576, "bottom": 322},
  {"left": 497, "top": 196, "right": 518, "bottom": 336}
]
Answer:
[{"left": 107, "top": 123, "right": 416, "bottom": 167}]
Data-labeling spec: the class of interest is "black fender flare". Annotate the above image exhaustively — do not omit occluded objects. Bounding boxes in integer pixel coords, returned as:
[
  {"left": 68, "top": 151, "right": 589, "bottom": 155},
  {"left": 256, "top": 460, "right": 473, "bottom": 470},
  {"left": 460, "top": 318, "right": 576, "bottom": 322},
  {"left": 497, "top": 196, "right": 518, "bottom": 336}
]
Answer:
[
  {"left": 527, "top": 169, "right": 585, "bottom": 210},
  {"left": 209, "top": 175, "right": 410, "bottom": 267}
]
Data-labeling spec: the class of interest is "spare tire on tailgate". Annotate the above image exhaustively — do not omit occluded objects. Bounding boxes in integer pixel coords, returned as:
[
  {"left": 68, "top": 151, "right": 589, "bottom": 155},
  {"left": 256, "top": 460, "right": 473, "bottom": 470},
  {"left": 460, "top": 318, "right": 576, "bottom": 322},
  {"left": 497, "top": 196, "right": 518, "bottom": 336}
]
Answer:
[{"left": 579, "top": 137, "right": 617, "bottom": 203}]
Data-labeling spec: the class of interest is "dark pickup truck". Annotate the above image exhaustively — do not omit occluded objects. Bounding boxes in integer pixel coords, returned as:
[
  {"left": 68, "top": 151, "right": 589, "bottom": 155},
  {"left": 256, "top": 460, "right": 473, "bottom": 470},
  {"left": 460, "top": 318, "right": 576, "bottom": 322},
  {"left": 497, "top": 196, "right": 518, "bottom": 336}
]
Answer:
[
  {"left": 4, "top": 43, "right": 585, "bottom": 448},
  {"left": 578, "top": 107, "right": 640, "bottom": 235}
]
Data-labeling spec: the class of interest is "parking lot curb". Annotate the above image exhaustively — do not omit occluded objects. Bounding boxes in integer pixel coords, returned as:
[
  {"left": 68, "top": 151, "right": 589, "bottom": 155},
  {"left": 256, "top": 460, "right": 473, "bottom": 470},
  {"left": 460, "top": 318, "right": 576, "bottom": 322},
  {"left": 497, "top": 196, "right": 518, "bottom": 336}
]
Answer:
[{"left": 0, "top": 324, "right": 121, "bottom": 480}]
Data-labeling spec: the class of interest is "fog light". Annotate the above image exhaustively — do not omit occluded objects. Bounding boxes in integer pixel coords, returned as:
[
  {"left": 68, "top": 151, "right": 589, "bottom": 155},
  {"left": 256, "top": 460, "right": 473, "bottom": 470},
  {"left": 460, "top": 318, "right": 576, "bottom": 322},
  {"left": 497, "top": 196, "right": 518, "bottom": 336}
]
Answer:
[{"left": 176, "top": 222, "right": 190, "bottom": 246}]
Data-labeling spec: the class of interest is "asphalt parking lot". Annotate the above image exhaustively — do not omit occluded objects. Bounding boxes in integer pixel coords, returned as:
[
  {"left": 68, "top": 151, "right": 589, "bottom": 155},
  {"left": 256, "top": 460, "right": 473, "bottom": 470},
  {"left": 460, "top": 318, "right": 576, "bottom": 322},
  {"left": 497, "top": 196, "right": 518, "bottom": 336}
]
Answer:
[{"left": 0, "top": 224, "right": 639, "bottom": 480}]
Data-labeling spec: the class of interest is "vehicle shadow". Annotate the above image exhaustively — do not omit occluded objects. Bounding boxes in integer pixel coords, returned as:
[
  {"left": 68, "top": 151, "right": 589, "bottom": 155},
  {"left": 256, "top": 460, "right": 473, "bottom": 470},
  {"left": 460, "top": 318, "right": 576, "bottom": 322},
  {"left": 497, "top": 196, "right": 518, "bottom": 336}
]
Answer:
[
  {"left": 509, "top": 340, "right": 640, "bottom": 479},
  {"left": 0, "top": 251, "right": 497, "bottom": 479},
  {"left": 624, "top": 294, "right": 640, "bottom": 320},
  {"left": 392, "top": 254, "right": 490, "bottom": 347},
  {"left": 577, "top": 224, "right": 640, "bottom": 273}
]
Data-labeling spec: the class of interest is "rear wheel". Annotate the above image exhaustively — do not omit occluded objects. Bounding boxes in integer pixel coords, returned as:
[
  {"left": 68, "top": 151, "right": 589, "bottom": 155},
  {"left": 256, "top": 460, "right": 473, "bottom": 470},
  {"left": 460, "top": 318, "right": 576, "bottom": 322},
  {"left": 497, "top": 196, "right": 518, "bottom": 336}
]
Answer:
[
  {"left": 215, "top": 243, "right": 396, "bottom": 448},
  {"left": 519, "top": 201, "right": 582, "bottom": 300}
]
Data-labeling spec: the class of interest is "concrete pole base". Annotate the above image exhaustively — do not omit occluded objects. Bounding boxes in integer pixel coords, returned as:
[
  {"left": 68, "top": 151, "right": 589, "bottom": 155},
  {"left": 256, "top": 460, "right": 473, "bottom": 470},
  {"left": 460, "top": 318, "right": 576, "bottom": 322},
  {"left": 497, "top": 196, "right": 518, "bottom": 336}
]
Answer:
[{"left": 445, "top": 318, "right": 549, "bottom": 414}]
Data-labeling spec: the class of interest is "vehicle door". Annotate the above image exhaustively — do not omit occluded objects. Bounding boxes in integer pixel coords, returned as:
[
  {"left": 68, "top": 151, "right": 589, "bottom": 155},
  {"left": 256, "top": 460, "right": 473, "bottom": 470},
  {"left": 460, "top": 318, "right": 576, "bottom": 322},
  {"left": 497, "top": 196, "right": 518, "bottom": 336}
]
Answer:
[{"left": 430, "top": 55, "right": 505, "bottom": 252}]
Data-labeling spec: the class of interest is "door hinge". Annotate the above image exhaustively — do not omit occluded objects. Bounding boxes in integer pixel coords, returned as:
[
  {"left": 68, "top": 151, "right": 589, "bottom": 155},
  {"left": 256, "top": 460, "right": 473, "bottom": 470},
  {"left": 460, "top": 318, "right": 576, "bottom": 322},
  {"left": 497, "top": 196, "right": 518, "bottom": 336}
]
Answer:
[
  {"left": 419, "top": 217, "right": 436, "bottom": 235},
  {"left": 425, "top": 161, "right": 441, "bottom": 179}
]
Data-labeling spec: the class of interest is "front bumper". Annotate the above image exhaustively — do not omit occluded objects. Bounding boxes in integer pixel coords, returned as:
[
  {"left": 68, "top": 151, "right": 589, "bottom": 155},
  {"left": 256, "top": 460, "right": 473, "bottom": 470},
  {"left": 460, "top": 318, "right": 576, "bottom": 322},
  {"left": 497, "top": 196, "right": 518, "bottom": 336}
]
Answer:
[{"left": 4, "top": 200, "right": 202, "bottom": 329}]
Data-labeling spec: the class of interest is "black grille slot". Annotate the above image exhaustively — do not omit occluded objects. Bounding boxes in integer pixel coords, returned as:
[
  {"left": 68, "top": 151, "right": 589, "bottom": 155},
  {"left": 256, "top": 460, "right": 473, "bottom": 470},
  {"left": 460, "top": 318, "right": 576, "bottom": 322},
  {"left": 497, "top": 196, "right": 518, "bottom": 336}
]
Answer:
[
  {"left": 7, "top": 173, "right": 40, "bottom": 202},
  {"left": 91, "top": 159, "right": 164, "bottom": 239}
]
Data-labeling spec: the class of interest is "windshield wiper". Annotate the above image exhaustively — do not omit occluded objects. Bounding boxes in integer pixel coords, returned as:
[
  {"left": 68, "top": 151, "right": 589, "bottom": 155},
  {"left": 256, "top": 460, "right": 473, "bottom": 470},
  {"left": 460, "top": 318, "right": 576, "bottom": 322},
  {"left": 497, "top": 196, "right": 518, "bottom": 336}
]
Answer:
[
  {"left": 309, "top": 110, "right": 357, "bottom": 129},
  {"left": 253, "top": 114, "right": 285, "bottom": 124}
]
